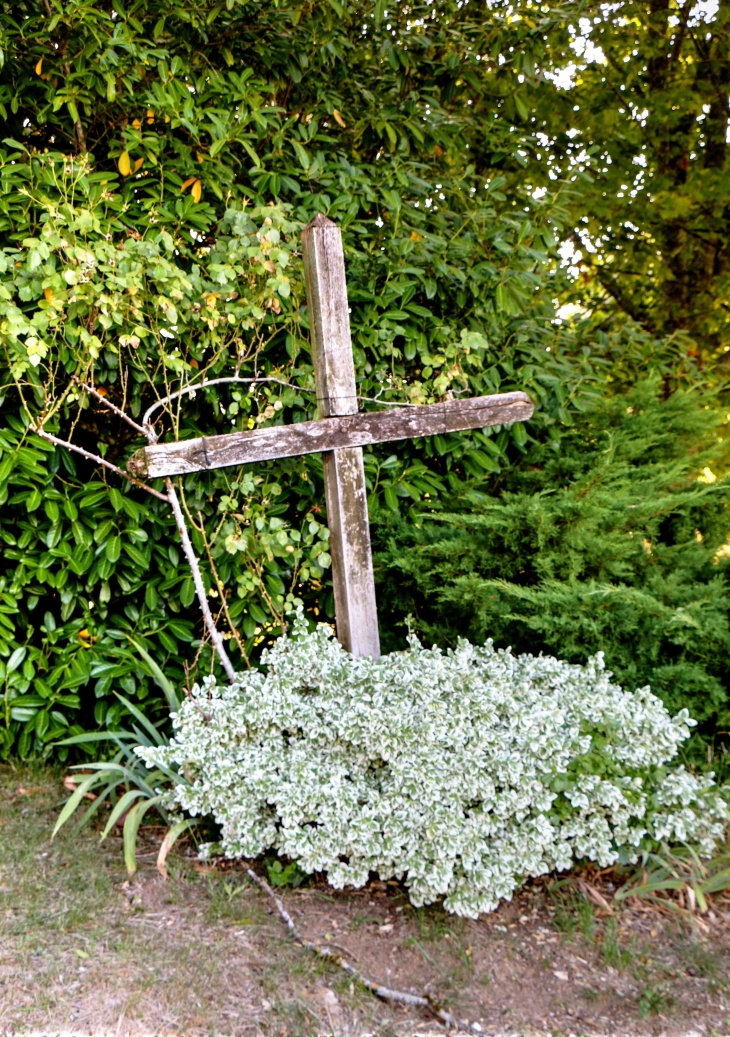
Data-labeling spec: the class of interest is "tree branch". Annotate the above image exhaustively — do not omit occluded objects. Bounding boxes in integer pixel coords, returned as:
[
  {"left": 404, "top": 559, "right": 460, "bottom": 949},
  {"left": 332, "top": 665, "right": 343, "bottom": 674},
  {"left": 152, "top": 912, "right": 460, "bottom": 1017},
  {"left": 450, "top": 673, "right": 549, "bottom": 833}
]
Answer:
[
  {"left": 32, "top": 426, "right": 169, "bottom": 501},
  {"left": 73, "top": 377, "right": 149, "bottom": 437},
  {"left": 165, "top": 478, "right": 237, "bottom": 684},
  {"left": 142, "top": 376, "right": 314, "bottom": 429},
  {"left": 570, "top": 233, "right": 655, "bottom": 330},
  {"left": 244, "top": 867, "right": 486, "bottom": 1035},
  {"left": 62, "top": 62, "right": 87, "bottom": 154},
  {"left": 195, "top": 507, "right": 250, "bottom": 666}
]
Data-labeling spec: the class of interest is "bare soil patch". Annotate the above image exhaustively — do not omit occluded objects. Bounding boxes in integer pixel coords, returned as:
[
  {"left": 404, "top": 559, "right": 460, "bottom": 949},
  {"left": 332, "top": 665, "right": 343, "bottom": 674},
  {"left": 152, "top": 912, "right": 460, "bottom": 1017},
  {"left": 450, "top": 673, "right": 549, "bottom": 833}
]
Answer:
[{"left": 1, "top": 765, "right": 729, "bottom": 1036}]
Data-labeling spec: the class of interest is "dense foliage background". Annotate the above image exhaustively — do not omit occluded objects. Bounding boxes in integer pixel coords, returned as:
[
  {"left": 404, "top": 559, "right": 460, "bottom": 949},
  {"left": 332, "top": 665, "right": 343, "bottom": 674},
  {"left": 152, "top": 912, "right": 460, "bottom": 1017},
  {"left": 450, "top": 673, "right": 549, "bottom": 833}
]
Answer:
[{"left": 0, "top": 0, "right": 728, "bottom": 770}]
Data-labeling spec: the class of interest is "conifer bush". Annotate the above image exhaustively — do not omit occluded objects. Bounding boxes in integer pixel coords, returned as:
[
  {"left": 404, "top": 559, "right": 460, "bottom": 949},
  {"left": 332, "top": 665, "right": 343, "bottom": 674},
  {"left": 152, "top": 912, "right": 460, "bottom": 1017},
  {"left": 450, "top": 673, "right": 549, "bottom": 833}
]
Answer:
[
  {"left": 375, "top": 380, "right": 730, "bottom": 765},
  {"left": 139, "top": 614, "right": 728, "bottom": 918}
]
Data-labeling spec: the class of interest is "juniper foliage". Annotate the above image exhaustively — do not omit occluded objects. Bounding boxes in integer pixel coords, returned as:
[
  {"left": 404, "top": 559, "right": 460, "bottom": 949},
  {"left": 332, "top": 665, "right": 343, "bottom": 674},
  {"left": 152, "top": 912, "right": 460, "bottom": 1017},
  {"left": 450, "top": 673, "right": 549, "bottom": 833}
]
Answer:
[{"left": 375, "top": 380, "right": 730, "bottom": 763}]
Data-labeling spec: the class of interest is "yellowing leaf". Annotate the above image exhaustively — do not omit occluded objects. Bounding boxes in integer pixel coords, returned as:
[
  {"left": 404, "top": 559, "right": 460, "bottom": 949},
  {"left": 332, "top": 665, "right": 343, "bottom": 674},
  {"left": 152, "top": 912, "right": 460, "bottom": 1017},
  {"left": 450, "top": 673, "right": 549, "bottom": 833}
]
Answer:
[
  {"left": 132, "top": 119, "right": 142, "bottom": 130},
  {"left": 35, "top": 58, "right": 43, "bottom": 76},
  {"left": 43, "top": 288, "right": 53, "bottom": 302},
  {"left": 180, "top": 177, "right": 197, "bottom": 192},
  {"left": 118, "top": 151, "right": 131, "bottom": 176},
  {"left": 410, "top": 231, "right": 423, "bottom": 242},
  {"left": 191, "top": 179, "right": 202, "bottom": 203},
  {"left": 146, "top": 109, "right": 155, "bottom": 122},
  {"left": 333, "top": 109, "right": 346, "bottom": 128},
  {"left": 133, "top": 157, "right": 144, "bottom": 173}
]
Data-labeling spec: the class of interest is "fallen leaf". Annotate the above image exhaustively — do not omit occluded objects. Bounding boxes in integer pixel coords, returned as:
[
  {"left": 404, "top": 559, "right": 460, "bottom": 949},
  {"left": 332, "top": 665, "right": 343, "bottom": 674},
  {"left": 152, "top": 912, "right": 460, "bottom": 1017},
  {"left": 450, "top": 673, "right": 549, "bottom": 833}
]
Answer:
[
  {"left": 63, "top": 774, "right": 97, "bottom": 801},
  {"left": 577, "top": 879, "right": 614, "bottom": 914}
]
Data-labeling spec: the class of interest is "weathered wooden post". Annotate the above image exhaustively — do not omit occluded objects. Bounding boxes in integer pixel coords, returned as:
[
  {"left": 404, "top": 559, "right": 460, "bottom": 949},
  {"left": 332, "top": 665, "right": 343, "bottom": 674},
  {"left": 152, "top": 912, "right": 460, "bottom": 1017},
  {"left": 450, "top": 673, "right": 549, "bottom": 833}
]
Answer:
[{"left": 301, "top": 214, "right": 381, "bottom": 658}]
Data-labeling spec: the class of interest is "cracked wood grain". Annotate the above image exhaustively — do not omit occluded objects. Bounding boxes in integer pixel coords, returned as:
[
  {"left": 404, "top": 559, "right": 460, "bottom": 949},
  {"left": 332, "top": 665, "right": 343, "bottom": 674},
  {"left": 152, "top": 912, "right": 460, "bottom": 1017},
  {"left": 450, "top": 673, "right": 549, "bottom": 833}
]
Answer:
[{"left": 126, "top": 391, "right": 534, "bottom": 480}]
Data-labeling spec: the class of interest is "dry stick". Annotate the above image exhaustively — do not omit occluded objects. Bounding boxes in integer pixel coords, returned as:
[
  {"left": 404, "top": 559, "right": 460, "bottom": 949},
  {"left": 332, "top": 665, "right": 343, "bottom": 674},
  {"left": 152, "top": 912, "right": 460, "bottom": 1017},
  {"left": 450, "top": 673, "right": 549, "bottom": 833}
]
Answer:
[
  {"left": 73, "top": 377, "right": 149, "bottom": 437},
  {"left": 178, "top": 489, "right": 250, "bottom": 665},
  {"left": 32, "top": 427, "right": 168, "bottom": 502},
  {"left": 37, "top": 385, "right": 238, "bottom": 683},
  {"left": 245, "top": 868, "right": 484, "bottom": 1035},
  {"left": 73, "top": 380, "right": 238, "bottom": 683},
  {"left": 165, "top": 478, "right": 237, "bottom": 685},
  {"left": 196, "top": 512, "right": 250, "bottom": 665}
]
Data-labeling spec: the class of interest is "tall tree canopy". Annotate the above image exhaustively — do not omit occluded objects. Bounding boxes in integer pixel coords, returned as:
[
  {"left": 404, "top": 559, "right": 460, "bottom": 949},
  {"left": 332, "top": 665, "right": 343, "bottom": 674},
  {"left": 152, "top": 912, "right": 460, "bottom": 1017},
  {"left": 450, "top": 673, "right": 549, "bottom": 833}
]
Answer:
[{"left": 524, "top": 0, "right": 730, "bottom": 358}]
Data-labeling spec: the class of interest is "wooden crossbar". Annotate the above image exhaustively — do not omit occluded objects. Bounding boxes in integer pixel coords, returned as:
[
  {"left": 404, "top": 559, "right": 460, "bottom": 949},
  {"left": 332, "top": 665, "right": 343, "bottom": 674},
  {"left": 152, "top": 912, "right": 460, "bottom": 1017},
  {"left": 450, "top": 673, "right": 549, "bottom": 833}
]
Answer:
[{"left": 127, "top": 390, "right": 534, "bottom": 479}]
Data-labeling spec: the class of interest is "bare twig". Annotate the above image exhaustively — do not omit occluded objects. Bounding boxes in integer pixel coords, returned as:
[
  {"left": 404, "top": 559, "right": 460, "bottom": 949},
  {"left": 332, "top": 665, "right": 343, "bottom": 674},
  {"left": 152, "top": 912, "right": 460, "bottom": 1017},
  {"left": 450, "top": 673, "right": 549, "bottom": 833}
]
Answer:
[
  {"left": 194, "top": 508, "right": 250, "bottom": 666},
  {"left": 245, "top": 868, "right": 485, "bottom": 1034},
  {"left": 73, "top": 378, "right": 149, "bottom": 437},
  {"left": 32, "top": 426, "right": 168, "bottom": 501},
  {"left": 165, "top": 478, "right": 237, "bottom": 684},
  {"left": 142, "top": 376, "right": 314, "bottom": 429}
]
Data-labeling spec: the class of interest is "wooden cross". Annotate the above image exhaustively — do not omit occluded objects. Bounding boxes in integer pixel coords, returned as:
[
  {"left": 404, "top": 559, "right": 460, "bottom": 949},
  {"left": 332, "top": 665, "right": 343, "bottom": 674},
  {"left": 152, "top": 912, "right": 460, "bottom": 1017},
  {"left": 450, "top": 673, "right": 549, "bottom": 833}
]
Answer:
[{"left": 128, "top": 215, "right": 533, "bottom": 659}]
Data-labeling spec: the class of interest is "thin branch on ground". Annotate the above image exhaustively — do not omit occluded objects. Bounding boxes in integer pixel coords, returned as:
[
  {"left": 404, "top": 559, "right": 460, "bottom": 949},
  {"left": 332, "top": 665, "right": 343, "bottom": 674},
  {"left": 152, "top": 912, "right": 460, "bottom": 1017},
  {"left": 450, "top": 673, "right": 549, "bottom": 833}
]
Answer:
[
  {"left": 245, "top": 867, "right": 485, "bottom": 1035},
  {"left": 32, "top": 426, "right": 168, "bottom": 501}
]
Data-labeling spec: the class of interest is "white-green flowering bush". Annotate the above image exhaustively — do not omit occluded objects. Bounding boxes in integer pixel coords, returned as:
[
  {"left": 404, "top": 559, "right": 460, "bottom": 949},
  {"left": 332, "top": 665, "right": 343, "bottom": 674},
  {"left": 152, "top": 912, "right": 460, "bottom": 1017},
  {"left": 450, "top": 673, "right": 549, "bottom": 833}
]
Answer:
[{"left": 139, "top": 615, "right": 728, "bottom": 917}]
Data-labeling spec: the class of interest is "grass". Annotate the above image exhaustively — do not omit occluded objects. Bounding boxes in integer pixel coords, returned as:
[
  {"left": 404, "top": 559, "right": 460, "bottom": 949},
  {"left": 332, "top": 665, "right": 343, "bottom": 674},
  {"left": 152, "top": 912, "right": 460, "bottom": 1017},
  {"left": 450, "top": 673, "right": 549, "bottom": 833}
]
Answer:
[{"left": 2, "top": 762, "right": 730, "bottom": 1037}]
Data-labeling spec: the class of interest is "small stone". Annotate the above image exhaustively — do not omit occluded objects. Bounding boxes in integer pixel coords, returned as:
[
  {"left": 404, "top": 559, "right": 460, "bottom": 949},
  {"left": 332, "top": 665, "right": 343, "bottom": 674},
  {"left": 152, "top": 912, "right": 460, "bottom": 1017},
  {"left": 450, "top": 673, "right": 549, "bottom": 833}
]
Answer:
[{"left": 553, "top": 970, "right": 569, "bottom": 982}]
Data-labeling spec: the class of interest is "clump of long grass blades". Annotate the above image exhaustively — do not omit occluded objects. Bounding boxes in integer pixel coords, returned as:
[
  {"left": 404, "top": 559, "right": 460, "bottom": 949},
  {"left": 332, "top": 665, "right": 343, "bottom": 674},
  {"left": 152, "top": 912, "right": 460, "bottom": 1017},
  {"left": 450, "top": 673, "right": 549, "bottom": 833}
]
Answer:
[
  {"left": 614, "top": 843, "right": 730, "bottom": 922},
  {"left": 52, "top": 643, "right": 192, "bottom": 876}
]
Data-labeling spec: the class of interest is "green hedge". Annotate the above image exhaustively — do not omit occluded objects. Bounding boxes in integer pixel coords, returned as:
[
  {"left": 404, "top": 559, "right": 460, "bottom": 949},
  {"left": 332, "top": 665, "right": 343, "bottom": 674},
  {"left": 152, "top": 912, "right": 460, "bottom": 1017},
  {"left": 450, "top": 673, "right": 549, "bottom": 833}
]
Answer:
[{"left": 375, "top": 379, "right": 730, "bottom": 769}]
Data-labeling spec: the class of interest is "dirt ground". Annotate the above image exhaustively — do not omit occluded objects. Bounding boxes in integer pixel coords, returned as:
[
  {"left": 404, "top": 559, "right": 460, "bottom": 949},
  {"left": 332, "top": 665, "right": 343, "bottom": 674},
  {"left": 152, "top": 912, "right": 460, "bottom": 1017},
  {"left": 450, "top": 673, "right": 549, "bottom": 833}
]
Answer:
[{"left": 1, "top": 765, "right": 729, "bottom": 1037}]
